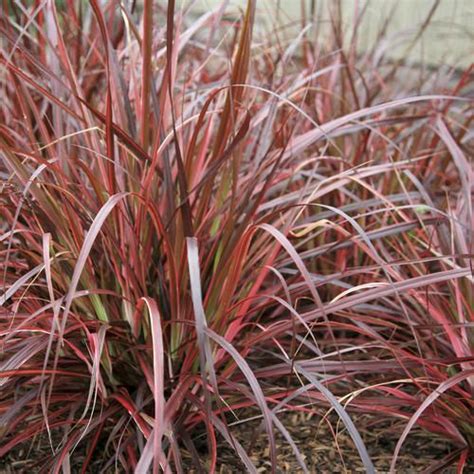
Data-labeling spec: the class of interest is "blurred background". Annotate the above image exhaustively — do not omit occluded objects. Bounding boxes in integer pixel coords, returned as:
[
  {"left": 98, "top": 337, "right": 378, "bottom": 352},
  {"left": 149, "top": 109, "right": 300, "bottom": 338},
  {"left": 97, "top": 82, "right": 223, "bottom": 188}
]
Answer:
[{"left": 187, "top": 0, "right": 473, "bottom": 68}]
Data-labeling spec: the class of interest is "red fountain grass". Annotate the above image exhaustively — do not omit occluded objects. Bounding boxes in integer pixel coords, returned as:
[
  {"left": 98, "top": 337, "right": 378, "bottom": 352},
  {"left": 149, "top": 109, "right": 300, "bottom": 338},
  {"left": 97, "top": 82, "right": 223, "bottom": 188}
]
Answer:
[{"left": 0, "top": 0, "right": 472, "bottom": 472}]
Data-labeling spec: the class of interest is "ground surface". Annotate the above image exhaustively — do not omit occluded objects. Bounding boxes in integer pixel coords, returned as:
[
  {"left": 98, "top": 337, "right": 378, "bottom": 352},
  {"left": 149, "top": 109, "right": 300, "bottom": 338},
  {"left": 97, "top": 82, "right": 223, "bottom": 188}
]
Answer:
[
  {"left": 203, "top": 412, "right": 472, "bottom": 473},
  {"left": 1, "top": 412, "right": 472, "bottom": 473}
]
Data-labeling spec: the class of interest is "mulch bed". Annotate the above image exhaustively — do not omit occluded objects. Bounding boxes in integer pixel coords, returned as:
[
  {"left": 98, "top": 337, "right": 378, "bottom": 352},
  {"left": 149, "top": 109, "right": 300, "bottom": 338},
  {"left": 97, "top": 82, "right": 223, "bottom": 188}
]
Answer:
[
  {"left": 1, "top": 412, "right": 472, "bottom": 472},
  {"left": 185, "top": 411, "right": 473, "bottom": 473}
]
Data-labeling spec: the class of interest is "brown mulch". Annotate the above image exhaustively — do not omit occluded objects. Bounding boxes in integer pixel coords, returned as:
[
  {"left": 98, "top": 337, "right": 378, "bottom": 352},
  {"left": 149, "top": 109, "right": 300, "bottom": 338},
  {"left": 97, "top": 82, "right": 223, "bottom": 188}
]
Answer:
[
  {"left": 184, "top": 411, "right": 473, "bottom": 473},
  {"left": 1, "top": 412, "right": 472, "bottom": 472}
]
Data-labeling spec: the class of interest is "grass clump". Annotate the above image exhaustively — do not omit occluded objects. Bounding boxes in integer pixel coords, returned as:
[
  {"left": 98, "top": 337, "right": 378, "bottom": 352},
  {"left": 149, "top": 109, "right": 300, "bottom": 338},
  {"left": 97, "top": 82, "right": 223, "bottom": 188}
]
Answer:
[{"left": 0, "top": 0, "right": 472, "bottom": 472}]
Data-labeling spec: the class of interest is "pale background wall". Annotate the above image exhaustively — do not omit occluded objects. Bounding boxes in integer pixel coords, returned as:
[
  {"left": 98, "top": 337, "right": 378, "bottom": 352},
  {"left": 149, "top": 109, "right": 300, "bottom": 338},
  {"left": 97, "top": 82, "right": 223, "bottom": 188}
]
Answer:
[{"left": 185, "top": 0, "right": 473, "bottom": 68}]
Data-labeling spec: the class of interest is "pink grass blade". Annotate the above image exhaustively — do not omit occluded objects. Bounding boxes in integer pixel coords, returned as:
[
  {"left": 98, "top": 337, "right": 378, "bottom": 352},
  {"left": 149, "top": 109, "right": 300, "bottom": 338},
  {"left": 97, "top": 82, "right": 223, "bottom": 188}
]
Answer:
[
  {"left": 205, "top": 327, "right": 278, "bottom": 473},
  {"left": 390, "top": 369, "right": 474, "bottom": 472},
  {"left": 295, "top": 364, "right": 375, "bottom": 473},
  {"left": 135, "top": 297, "right": 167, "bottom": 474}
]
